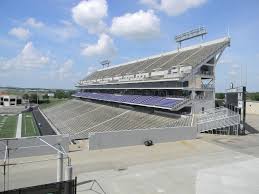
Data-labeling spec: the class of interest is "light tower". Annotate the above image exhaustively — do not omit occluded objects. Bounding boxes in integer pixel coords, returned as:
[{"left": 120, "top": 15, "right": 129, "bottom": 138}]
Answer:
[
  {"left": 100, "top": 60, "right": 111, "bottom": 68},
  {"left": 175, "top": 27, "right": 207, "bottom": 49}
]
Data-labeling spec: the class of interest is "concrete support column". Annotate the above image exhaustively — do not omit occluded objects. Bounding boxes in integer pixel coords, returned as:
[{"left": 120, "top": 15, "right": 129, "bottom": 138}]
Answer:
[
  {"left": 57, "top": 152, "right": 63, "bottom": 182},
  {"left": 64, "top": 158, "right": 73, "bottom": 194},
  {"left": 65, "top": 165, "right": 73, "bottom": 181}
]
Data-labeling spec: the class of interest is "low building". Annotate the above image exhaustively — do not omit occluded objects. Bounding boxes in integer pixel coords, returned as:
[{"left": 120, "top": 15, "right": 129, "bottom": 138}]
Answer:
[
  {"left": 0, "top": 95, "right": 22, "bottom": 106},
  {"left": 48, "top": 93, "right": 55, "bottom": 97}
]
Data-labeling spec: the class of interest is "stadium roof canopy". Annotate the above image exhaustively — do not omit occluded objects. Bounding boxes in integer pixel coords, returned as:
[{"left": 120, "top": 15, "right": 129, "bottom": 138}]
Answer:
[{"left": 79, "top": 37, "right": 230, "bottom": 86}]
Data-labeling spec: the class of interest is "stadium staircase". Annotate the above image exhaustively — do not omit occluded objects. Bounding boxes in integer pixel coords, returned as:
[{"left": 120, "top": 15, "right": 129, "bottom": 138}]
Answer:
[
  {"left": 171, "top": 98, "right": 192, "bottom": 111},
  {"left": 196, "top": 107, "right": 240, "bottom": 134}
]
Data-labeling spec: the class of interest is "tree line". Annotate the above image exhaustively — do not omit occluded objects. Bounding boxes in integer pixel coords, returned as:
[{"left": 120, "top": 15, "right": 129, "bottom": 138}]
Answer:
[
  {"left": 216, "top": 92, "right": 259, "bottom": 101},
  {"left": 22, "top": 90, "right": 75, "bottom": 104}
]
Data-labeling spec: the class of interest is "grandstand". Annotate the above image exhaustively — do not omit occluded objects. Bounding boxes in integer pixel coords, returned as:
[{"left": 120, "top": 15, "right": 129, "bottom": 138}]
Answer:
[
  {"left": 43, "top": 99, "right": 192, "bottom": 139},
  {"left": 41, "top": 37, "right": 234, "bottom": 141},
  {"left": 75, "top": 37, "right": 231, "bottom": 114}
]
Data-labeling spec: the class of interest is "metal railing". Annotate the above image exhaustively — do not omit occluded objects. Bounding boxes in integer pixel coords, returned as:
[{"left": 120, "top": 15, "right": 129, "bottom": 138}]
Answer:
[
  {"left": 0, "top": 178, "right": 77, "bottom": 194},
  {"left": 201, "top": 84, "right": 214, "bottom": 89},
  {"left": 171, "top": 98, "right": 192, "bottom": 111},
  {"left": 197, "top": 114, "right": 240, "bottom": 133},
  {"left": 196, "top": 106, "right": 240, "bottom": 133}
]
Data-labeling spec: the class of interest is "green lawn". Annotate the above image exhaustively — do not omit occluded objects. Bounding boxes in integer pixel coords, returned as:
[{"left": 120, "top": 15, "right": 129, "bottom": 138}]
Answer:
[
  {"left": 22, "top": 112, "right": 40, "bottom": 137},
  {"left": 39, "top": 98, "right": 68, "bottom": 109},
  {"left": 0, "top": 115, "right": 17, "bottom": 138}
]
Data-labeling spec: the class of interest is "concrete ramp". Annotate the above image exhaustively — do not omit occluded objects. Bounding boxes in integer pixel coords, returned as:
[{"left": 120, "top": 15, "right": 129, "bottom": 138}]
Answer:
[{"left": 197, "top": 107, "right": 240, "bottom": 134}]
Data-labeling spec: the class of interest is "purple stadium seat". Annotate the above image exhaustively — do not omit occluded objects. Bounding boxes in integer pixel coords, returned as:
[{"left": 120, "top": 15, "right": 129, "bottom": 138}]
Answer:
[{"left": 74, "top": 92, "right": 184, "bottom": 109}]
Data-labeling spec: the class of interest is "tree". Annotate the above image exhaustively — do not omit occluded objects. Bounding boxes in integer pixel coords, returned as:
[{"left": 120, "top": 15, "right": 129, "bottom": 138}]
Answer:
[
  {"left": 55, "top": 90, "right": 66, "bottom": 99},
  {"left": 216, "top": 93, "right": 225, "bottom": 99},
  {"left": 42, "top": 94, "right": 49, "bottom": 100},
  {"left": 67, "top": 90, "right": 75, "bottom": 99},
  {"left": 29, "top": 93, "right": 38, "bottom": 103},
  {"left": 23, "top": 93, "right": 29, "bottom": 100},
  {"left": 250, "top": 93, "right": 259, "bottom": 101}
]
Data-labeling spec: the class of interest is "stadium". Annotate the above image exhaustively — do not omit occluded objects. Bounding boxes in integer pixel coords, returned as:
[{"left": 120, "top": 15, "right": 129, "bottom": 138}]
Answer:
[
  {"left": 39, "top": 34, "right": 242, "bottom": 148},
  {"left": 0, "top": 29, "right": 258, "bottom": 193}
]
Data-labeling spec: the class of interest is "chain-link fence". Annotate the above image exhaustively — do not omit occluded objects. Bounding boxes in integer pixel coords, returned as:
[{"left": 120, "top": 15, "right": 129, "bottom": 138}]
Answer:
[{"left": 0, "top": 135, "right": 71, "bottom": 192}]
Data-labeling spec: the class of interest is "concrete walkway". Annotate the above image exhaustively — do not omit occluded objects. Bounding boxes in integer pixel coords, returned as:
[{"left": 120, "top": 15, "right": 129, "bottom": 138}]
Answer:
[{"left": 16, "top": 113, "right": 22, "bottom": 138}]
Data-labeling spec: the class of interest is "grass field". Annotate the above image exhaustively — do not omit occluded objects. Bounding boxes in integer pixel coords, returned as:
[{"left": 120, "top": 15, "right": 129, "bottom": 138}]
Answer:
[
  {"left": 22, "top": 112, "right": 40, "bottom": 137},
  {"left": 39, "top": 98, "right": 68, "bottom": 109},
  {"left": 0, "top": 115, "right": 17, "bottom": 138}
]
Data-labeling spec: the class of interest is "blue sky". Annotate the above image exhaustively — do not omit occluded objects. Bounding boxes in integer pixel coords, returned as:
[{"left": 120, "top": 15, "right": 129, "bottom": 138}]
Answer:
[{"left": 0, "top": 0, "right": 258, "bottom": 91}]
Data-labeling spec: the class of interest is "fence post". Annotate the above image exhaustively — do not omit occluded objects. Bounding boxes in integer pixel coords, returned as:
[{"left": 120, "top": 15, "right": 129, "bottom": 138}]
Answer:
[
  {"left": 65, "top": 157, "right": 73, "bottom": 181},
  {"left": 57, "top": 152, "right": 63, "bottom": 182}
]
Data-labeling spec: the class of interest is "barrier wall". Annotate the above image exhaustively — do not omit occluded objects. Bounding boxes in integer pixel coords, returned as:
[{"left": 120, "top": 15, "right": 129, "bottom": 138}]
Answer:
[
  {"left": 246, "top": 101, "right": 259, "bottom": 115},
  {"left": 0, "top": 135, "right": 69, "bottom": 159},
  {"left": 89, "top": 126, "right": 197, "bottom": 150},
  {"left": 192, "top": 100, "right": 215, "bottom": 113}
]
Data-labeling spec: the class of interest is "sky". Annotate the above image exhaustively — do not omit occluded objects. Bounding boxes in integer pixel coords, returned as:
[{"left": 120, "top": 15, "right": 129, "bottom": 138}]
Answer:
[{"left": 0, "top": 0, "right": 258, "bottom": 91}]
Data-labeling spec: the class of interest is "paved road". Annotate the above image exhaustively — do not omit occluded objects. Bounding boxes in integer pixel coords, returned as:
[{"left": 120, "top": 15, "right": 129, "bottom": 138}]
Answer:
[{"left": 32, "top": 107, "right": 56, "bottom": 135}]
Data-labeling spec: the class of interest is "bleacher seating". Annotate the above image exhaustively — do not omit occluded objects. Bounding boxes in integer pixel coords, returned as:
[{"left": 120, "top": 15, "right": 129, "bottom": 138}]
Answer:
[
  {"left": 166, "top": 116, "right": 192, "bottom": 128},
  {"left": 82, "top": 39, "right": 229, "bottom": 83},
  {"left": 73, "top": 92, "right": 184, "bottom": 109},
  {"left": 43, "top": 99, "right": 190, "bottom": 139}
]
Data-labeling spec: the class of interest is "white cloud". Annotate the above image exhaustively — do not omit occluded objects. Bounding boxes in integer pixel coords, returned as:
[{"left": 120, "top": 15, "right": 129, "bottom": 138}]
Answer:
[
  {"left": 8, "top": 27, "right": 30, "bottom": 40},
  {"left": 72, "top": 0, "right": 108, "bottom": 34},
  {"left": 0, "top": 42, "right": 49, "bottom": 71},
  {"left": 23, "top": 17, "right": 77, "bottom": 41},
  {"left": 110, "top": 10, "right": 160, "bottom": 39},
  {"left": 25, "top": 17, "right": 44, "bottom": 28},
  {"left": 54, "top": 59, "right": 74, "bottom": 80},
  {"left": 231, "top": 64, "right": 240, "bottom": 69},
  {"left": 229, "top": 70, "right": 238, "bottom": 76},
  {"left": 50, "top": 21, "right": 78, "bottom": 40},
  {"left": 140, "top": 0, "right": 160, "bottom": 8},
  {"left": 81, "top": 34, "right": 116, "bottom": 58},
  {"left": 140, "top": 0, "right": 207, "bottom": 16},
  {"left": 218, "top": 54, "right": 236, "bottom": 65},
  {"left": 85, "top": 65, "right": 98, "bottom": 76}
]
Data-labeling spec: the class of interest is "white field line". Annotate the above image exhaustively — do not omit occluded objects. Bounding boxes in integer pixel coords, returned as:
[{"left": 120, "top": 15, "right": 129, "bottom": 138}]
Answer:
[
  {"left": 16, "top": 114, "right": 22, "bottom": 138},
  {"left": 0, "top": 116, "right": 6, "bottom": 132},
  {"left": 31, "top": 119, "right": 36, "bottom": 135},
  {"left": 24, "top": 115, "right": 27, "bottom": 135}
]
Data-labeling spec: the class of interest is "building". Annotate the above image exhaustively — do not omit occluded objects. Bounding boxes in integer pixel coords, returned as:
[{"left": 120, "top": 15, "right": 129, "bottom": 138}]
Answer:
[
  {"left": 43, "top": 36, "right": 241, "bottom": 144},
  {"left": 0, "top": 95, "right": 22, "bottom": 107},
  {"left": 75, "top": 37, "right": 230, "bottom": 114}
]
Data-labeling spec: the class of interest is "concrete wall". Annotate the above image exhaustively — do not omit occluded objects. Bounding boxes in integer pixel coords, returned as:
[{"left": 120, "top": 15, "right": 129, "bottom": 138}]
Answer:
[
  {"left": 246, "top": 101, "right": 259, "bottom": 115},
  {"left": 0, "top": 135, "right": 69, "bottom": 159},
  {"left": 89, "top": 126, "right": 197, "bottom": 150},
  {"left": 192, "top": 100, "right": 215, "bottom": 114}
]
